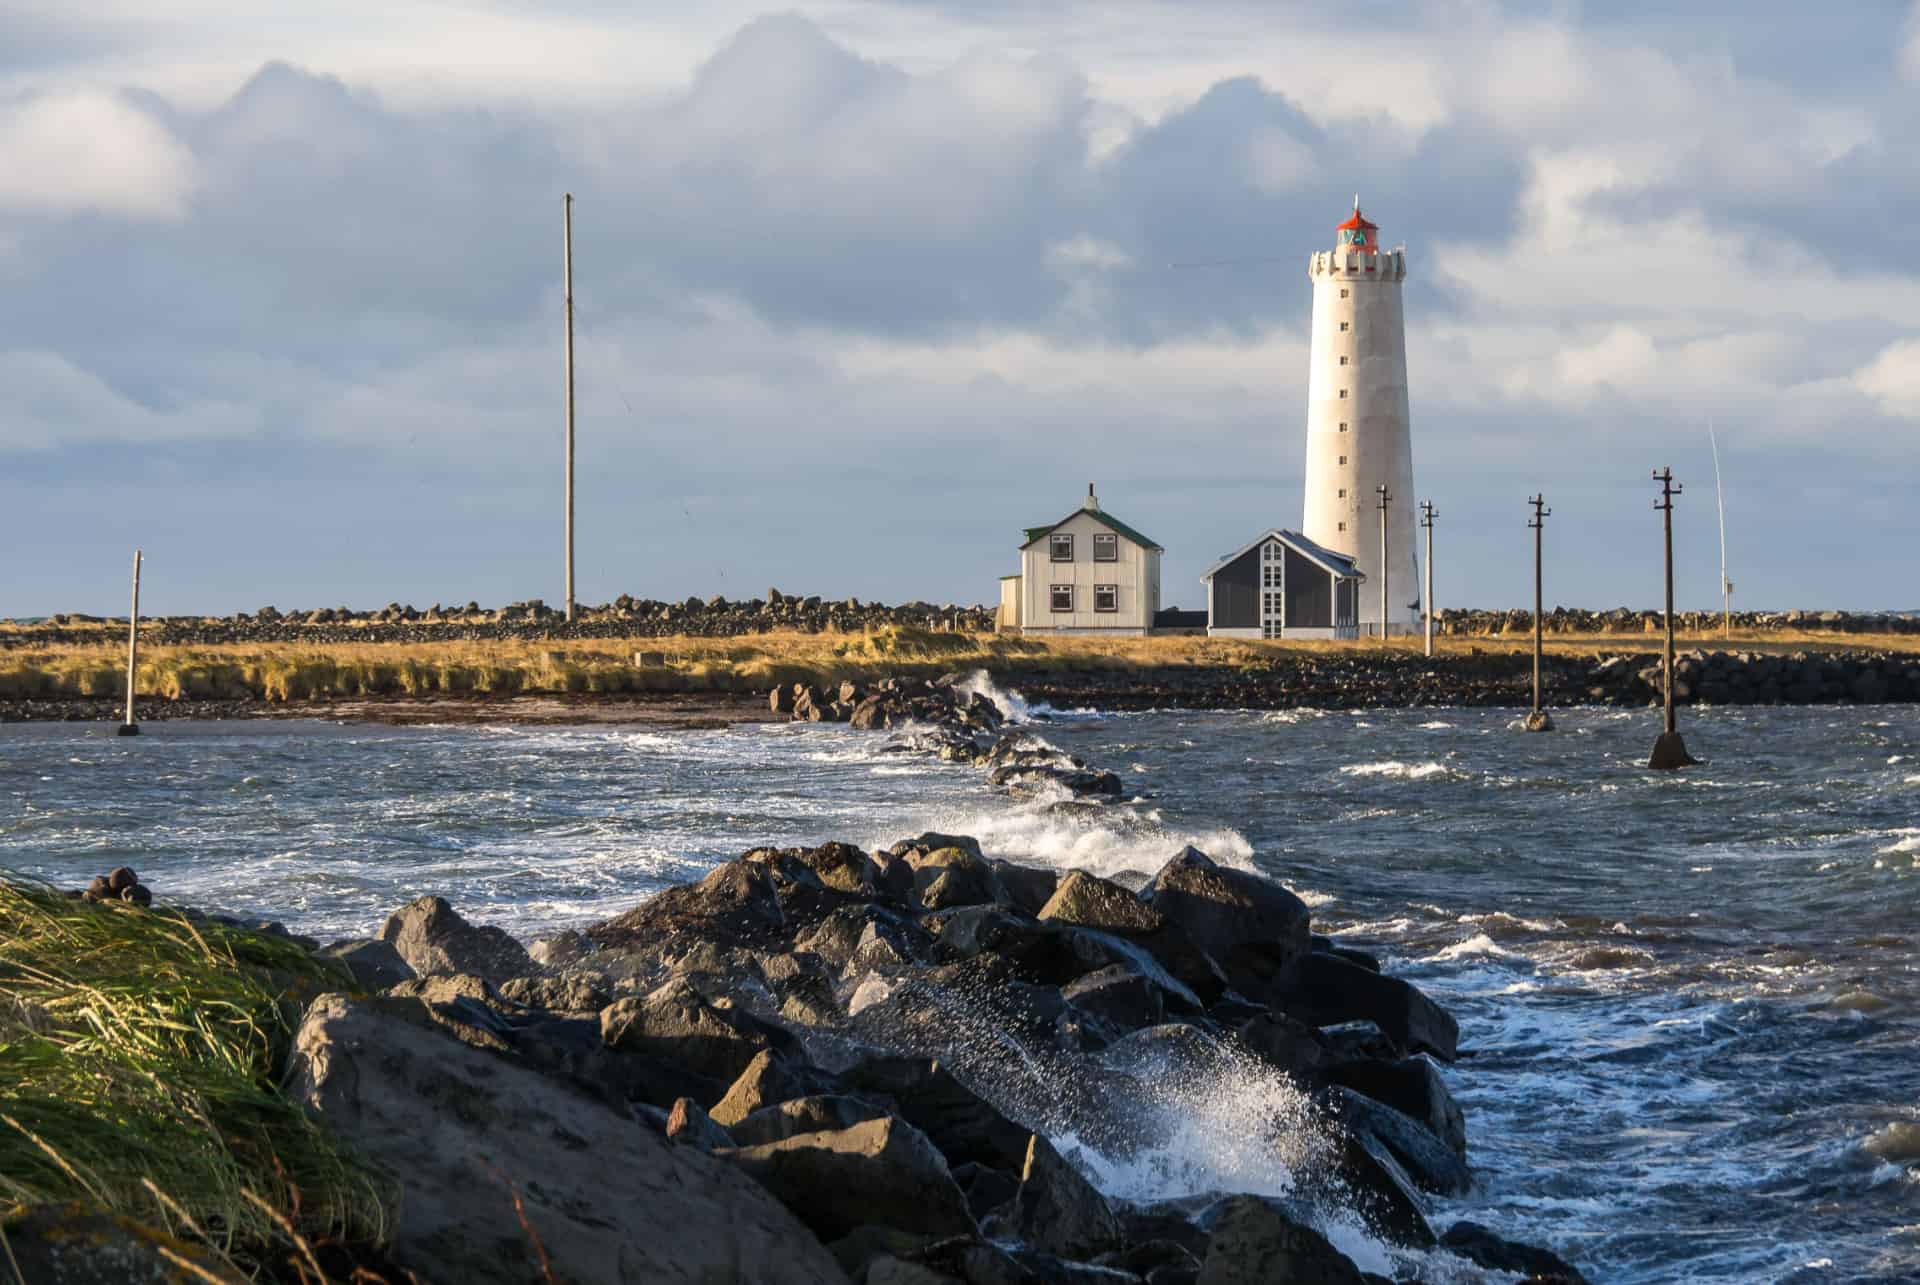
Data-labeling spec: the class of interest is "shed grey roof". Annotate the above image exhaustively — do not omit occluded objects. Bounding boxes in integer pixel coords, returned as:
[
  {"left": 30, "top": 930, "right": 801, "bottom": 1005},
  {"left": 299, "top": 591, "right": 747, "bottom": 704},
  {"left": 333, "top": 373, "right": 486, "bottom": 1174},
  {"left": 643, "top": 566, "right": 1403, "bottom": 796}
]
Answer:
[{"left": 1199, "top": 529, "right": 1364, "bottom": 582}]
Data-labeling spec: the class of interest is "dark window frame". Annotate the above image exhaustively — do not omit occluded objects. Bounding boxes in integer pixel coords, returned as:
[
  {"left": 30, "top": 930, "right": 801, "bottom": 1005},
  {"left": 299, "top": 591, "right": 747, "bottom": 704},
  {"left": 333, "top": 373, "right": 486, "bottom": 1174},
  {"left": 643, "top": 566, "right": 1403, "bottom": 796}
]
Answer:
[
  {"left": 1050, "top": 584, "right": 1074, "bottom": 612},
  {"left": 1049, "top": 533, "right": 1074, "bottom": 562},
  {"left": 1091, "top": 532, "right": 1119, "bottom": 562},
  {"left": 1092, "top": 584, "right": 1119, "bottom": 613}
]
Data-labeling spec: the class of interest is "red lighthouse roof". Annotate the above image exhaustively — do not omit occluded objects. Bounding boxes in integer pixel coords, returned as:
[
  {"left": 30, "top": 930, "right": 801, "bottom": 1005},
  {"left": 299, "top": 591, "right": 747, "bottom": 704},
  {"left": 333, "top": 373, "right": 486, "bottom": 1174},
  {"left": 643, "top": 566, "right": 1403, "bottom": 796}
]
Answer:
[{"left": 1336, "top": 196, "right": 1377, "bottom": 234}]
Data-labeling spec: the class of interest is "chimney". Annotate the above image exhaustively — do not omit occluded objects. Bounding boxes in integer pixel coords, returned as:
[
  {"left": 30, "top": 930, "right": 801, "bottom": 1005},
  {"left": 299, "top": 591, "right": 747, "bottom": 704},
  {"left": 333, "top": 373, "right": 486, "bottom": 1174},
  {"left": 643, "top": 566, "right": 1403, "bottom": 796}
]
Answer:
[{"left": 1084, "top": 483, "right": 1099, "bottom": 511}]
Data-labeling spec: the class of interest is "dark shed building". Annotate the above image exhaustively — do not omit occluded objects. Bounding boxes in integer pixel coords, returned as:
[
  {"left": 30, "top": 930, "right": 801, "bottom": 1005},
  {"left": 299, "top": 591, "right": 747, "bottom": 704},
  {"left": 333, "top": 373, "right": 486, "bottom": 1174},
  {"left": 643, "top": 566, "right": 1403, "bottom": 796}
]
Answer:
[{"left": 1201, "top": 529, "right": 1363, "bottom": 639}]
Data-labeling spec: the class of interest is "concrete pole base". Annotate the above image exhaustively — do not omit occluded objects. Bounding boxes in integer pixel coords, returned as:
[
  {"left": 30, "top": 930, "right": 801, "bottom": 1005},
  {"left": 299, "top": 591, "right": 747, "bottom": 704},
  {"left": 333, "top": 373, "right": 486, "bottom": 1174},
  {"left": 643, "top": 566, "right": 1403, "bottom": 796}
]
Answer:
[
  {"left": 1523, "top": 709, "right": 1554, "bottom": 733},
  {"left": 116, "top": 723, "right": 140, "bottom": 737},
  {"left": 1648, "top": 731, "right": 1697, "bottom": 770}
]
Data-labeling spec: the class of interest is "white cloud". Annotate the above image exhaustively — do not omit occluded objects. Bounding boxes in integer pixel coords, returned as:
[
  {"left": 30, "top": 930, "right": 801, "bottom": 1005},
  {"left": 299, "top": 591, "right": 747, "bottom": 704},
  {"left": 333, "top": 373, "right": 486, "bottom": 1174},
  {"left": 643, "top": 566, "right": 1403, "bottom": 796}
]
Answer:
[
  {"left": 0, "top": 91, "right": 196, "bottom": 218},
  {"left": 0, "top": 351, "right": 254, "bottom": 449},
  {"left": 1854, "top": 339, "right": 1920, "bottom": 417}
]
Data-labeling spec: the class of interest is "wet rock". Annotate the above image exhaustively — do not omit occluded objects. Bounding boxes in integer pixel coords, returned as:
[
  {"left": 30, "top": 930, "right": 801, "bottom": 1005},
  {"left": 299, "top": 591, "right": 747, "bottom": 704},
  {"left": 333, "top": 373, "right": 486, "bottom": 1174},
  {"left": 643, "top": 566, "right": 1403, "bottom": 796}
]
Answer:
[
  {"left": 286, "top": 992, "right": 848, "bottom": 1285},
  {"left": 1004, "top": 1133, "right": 1121, "bottom": 1259},
  {"left": 379, "top": 895, "right": 534, "bottom": 980},
  {"left": 1328, "top": 1086, "right": 1471, "bottom": 1196},
  {"left": 1232, "top": 1010, "right": 1335, "bottom": 1085},
  {"left": 317, "top": 938, "right": 415, "bottom": 991},
  {"left": 1062, "top": 964, "right": 1165, "bottom": 1030},
  {"left": 711, "top": 1048, "right": 811, "bottom": 1127},
  {"left": 107, "top": 866, "right": 139, "bottom": 894},
  {"left": 991, "top": 861, "right": 1060, "bottom": 917},
  {"left": 1327, "top": 1055, "right": 1466, "bottom": 1158},
  {"left": 1196, "top": 1195, "right": 1366, "bottom": 1285},
  {"left": 952, "top": 1161, "right": 1022, "bottom": 1221},
  {"left": 1280, "top": 953, "right": 1459, "bottom": 1062},
  {"left": 1037, "top": 870, "right": 1162, "bottom": 935},
  {"left": 721, "top": 1115, "right": 977, "bottom": 1244},
  {"left": 906, "top": 846, "right": 1012, "bottom": 911},
  {"left": 1144, "top": 848, "right": 1310, "bottom": 1002},
  {"left": 1097, "top": 1239, "right": 1203, "bottom": 1285},
  {"left": 840, "top": 1056, "right": 1033, "bottom": 1172},
  {"left": 1440, "top": 1222, "right": 1591, "bottom": 1284}
]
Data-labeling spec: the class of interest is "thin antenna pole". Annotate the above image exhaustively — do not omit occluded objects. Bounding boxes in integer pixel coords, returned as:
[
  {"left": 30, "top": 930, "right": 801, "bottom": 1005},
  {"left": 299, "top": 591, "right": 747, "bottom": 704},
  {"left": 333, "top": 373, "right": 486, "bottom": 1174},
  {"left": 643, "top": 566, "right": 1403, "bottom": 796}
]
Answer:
[
  {"left": 1376, "top": 485, "right": 1393, "bottom": 642},
  {"left": 1419, "top": 501, "right": 1436, "bottom": 658},
  {"left": 1709, "top": 421, "right": 1729, "bottom": 639},
  {"left": 563, "top": 193, "right": 576, "bottom": 625},
  {"left": 119, "top": 550, "right": 142, "bottom": 736},
  {"left": 1528, "top": 496, "right": 1551, "bottom": 719}
]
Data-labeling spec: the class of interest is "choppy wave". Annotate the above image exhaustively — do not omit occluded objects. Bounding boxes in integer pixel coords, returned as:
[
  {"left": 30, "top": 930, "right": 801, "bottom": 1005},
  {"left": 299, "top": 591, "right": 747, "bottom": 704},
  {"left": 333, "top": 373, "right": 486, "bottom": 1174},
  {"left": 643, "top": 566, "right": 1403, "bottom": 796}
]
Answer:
[{"left": 1339, "top": 760, "right": 1457, "bottom": 781}]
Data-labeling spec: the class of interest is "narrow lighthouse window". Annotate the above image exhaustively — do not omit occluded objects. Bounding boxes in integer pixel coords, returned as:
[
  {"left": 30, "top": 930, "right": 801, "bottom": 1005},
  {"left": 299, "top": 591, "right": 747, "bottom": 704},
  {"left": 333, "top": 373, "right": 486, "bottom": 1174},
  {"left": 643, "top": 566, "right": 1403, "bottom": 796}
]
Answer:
[
  {"left": 1339, "top": 422, "right": 1348, "bottom": 432},
  {"left": 1340, "top": 288, "right": 1349, "bottom": 299},
  {"left": 1339, "top": 456, "right": 1347, "bottom": 465},
  {"left": 1339, "top": 389, "right": 1348, "bottom": 399},
  {"left": 1340, "top": 356, "right": 1349, "bottom": 366}
]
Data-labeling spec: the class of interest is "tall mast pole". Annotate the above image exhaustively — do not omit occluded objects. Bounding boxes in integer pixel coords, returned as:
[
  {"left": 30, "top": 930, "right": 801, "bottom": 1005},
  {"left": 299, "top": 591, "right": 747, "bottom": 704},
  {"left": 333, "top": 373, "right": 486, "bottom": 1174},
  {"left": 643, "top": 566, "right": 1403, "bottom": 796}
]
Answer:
[
  {"left": 1649, "top": 468, "right": 1696, "bottom": 768},
  {"left": 1525, "top": 496, "right": 1552, "bottom": 731},
  {"left": 118, "top": 550, "right": 142, "bottom": 737},
  {"left": 1710, "top": 421, "right": 1729, "bottom": 640},
  {"left": 1376, "top": 484, "right": 1392, "bottom": 643},
  {"left": 563, "top": 193, "right": 576, "bottom": 625},
  {"left": 1419, "top": 501, "right": 1436, "bottom": 659}
]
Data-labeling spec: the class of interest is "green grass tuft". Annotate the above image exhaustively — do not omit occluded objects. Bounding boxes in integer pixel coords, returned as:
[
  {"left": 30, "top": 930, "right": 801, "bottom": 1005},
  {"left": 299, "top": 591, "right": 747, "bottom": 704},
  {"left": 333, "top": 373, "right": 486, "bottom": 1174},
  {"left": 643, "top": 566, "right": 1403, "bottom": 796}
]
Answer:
[{"left": 0, "top": 881, "right": 392, "bottom": 1270}]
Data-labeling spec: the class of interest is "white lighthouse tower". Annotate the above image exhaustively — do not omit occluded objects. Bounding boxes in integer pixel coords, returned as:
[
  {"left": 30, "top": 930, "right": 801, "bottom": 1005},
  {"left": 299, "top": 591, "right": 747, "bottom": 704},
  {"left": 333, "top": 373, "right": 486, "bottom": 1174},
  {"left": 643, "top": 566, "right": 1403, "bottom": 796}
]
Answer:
[{"left": 1300, "top": 199, "right": 1417, "bottom": 634}]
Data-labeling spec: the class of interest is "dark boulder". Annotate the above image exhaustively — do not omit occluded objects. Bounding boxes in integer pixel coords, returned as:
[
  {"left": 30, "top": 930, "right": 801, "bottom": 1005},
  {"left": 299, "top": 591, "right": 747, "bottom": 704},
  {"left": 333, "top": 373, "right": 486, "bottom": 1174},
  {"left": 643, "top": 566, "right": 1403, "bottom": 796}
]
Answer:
[
  {"left": 1003, "top": 1133, "right": 1121, "bottom": 1259},
  {"left": 1328, "top": 1086, "right": 1472, "bottom": 1196},
  {"left": 586, "top": 858, "right": 784, "bottom": 951},
  {"left": 1196, "top": 1195, "right": 1367, "bottom": 1285},
  {"left": 1279, "top": 953, "right": 1459, "bottom": 1062},
  {"left": 1326, "top": 1055, "right": 1466, "bottom": 1158},
  {"left": 1144, "top": 848, "right": 1310, "bottom": 1002},
  {"left": 721, "top": 1115, "right": 977, "bottom": 1244},
  {"left": 1440, "top": 1222, "right": 1591, "bottom": 1284},
  {"left": 598, "top": 977, "right": 772, "bottom": 1084}
]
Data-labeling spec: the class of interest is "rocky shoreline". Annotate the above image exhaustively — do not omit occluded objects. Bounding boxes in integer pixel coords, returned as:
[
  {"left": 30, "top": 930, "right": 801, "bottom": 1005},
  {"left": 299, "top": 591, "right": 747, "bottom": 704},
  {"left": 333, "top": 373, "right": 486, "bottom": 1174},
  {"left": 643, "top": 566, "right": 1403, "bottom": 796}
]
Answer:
[
  {"left": 7, "top": 645, "right": 1920, "bottom": 725},
  {"left": 11, "top": 680, "right": 1590, "bottom": 1283}
]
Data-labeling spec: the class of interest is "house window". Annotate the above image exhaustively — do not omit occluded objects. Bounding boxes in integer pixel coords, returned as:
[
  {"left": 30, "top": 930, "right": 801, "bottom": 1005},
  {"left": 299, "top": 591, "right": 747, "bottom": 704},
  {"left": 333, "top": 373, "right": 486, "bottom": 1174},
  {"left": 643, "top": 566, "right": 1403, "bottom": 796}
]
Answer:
[
  {"left": 1050, "top": 584, "right": 1074, "bottom": 612},
  {"left": 1340, "top": 356, "right": 1349, "bottom": 365},
  {"left": 1338, "top": 389, "right": 1348, "bottom": 399},
  {"left": 1093, "top": 585, "right": 1118, "bottom": 613},
  {"left": 1340, "top": 321, "right": 1350, "bottom": 331},
  {"left": 1050, "top": 533, "right": 1073, "bottom": 562},
  {"left": 1092, "top": 533, "right": 1118, "bottom": 562}
]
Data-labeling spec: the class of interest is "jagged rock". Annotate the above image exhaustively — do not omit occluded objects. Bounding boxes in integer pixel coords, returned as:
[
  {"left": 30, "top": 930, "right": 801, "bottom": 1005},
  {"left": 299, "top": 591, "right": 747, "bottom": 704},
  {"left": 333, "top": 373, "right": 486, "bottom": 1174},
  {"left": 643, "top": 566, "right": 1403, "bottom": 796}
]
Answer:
[
  {"left": 1440, "top": 1222, "right": 1591, "bottom": 1284},
  {"left": 1234, "top": 1011, "right": 1336, "bottom": 1086},
  {"left": 1144, "top": 848, "right": 1309, "bottom": 1003},
  {"left": 991, "top": 861, "right": 1060, "bottom": 917},
  {"left": 840, "top": 1057, "right": 1032, "bottom": 1172},
  {"left": 1328, "top": 1086, "right": 1471, "bottom": 1195},
  {"left": 665, "top": 1096, "right": 735, "bottom": 1152},
  {"left": 317, "top": 938, "right": 415, "bottom": 990},
  {"left": 1327, "top": 1055, "right": 1466, "bottom": 1158},
  {"left": 587, "top": 858, "right": 785, "bottom": 952},
  {"left": 1005, "top": 1134, "right": 1121, "bottom": 1259},
  {"left": 599, "top": 977, "right": 772, "bottom": 1084},
  {"left": 729, "top": 1094, "right": 888, "bottom": 1148},
  {"left": 529, "top": 928, "right": 590, "bottom": 968},
  {"left": 906, "top": 846, "right": 1012, "bottom": 911},
  {"left": 1196, "top": 1195, "right": 1366, "bottom": 1285},
  {"left": 379, "top": 896, "right": 534, "bottom": 980},
  {"left": 286, "top": 993, "right": 849, "bottom": 1285},
  {"left": 1280, "top": 953, "right": 1459, "bottom": 1062},
  {"left": 1037, "top": 871, "right": 1162, "bottom": 935},
  {"left": 721, "top": 1116, "right": 976, "bottom": 1244},
  {"left": 496, "top": 970, "right": 611, "bottom": 1015},
  {"left": 1062, "top": 964, "right": 1165, "bottom": 1030},
  {"left": 1097, "top": 1239, "right": 1203, "bottom": 1285},
  {"left": 711, "top": 1048, "right": 809, "bottom": 1126}
]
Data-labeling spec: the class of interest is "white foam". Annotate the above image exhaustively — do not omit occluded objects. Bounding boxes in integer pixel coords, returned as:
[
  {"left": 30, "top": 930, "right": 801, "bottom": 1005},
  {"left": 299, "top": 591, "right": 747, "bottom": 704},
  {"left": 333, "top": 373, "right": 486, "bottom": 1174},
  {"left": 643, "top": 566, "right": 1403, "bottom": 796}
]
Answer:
[
  {"left": 1417, "top": 720, "right": 1454, "bottom": 730},
  {"left": 955, "top": 668, "right": 1101, "bottom": 723},
  {"left": 1425, "top": 932, "right": 1517, "bottom": 961},
  {"left": 905, "top": 797, "right": 1256, "bottom": 881},
  {"left": 1339, "top": 760, "right": 1455, "bottom": 781},
  {"left": 1878, "top": 830, "right": 1920, "bottom": 855}
]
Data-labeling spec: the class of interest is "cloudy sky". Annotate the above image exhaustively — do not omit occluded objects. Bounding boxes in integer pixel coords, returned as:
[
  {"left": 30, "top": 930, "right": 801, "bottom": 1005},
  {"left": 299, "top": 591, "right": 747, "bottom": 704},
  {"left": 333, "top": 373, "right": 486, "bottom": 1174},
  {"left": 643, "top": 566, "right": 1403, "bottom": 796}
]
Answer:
[{"left": 4, "top": 1, "right": 1917, "bottom": 616}]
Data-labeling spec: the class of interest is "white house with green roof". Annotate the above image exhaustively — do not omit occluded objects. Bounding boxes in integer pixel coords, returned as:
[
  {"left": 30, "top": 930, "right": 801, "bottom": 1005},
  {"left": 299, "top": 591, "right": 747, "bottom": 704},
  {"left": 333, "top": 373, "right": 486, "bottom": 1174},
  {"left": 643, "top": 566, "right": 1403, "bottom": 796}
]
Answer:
[{"left": 998, "top": 486, "right": 1162, "bottom": 634}]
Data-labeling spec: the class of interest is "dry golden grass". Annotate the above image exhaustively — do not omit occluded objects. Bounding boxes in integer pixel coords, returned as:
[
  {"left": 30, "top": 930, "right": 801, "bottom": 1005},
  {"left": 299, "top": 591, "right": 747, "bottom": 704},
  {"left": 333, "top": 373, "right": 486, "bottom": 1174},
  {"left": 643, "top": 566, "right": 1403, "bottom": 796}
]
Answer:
[{"left": 2, "top": 624, "right": 1915, "bottom": 704}]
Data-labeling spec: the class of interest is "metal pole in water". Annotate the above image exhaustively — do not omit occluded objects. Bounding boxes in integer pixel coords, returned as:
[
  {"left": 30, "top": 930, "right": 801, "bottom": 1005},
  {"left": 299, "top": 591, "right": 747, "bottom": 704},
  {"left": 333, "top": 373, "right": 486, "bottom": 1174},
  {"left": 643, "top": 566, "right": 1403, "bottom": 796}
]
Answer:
[
  {"left": 1649, "top": 468, "right": 1696, "bottom": 768},
  {"left": 1524, "top": 496, "right": 1552, "bottom": 731},
  {"left": 563, "top": 193, "right": 576, "bottom": 625},
  {"left": 1419, "top": 501, "right": 1436, "bottom": 659},
  {"left": 1376, "top": 484, "right": 1392, "bottom": 642},
  {"left": 119, "top": 550, "right": 142, "bottom": 736}
]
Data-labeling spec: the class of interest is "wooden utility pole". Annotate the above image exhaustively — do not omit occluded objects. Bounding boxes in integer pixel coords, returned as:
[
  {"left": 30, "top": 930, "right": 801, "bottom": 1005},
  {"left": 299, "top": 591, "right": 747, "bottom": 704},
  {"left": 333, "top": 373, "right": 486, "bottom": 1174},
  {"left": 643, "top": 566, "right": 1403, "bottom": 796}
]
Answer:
[
  {"left": 1419, "top": 501, "right": 1436, "bottom": 658},
  {"left": 563, "top": 193, "right": 576, "bottom": 624},
  {"left": 118, "top": 550, "right": 142, "bottom": 736},
  {"left": 1524, "top": 496, "right": 1552, "bottom": 732},
  {"left": 1375, "top": 484, "right": 1392, "bottom": 643},
  {"left": 1649, "top": 468, "right": 1697, "bottom": 768}
]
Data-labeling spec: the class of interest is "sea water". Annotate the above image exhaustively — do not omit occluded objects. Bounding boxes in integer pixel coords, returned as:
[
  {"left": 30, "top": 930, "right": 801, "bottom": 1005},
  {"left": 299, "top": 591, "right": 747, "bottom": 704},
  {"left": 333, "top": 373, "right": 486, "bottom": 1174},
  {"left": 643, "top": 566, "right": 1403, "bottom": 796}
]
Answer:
[{"left": 5, "top": 701, "right": 1919, "bottom": 1282}]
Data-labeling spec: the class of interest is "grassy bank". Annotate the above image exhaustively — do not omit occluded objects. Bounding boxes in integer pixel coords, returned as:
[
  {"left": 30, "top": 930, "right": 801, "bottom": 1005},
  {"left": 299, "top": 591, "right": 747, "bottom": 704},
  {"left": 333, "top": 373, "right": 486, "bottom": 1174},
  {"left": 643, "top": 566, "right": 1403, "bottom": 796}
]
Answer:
[
  {"left": 0, "top": 883, "right": 389, "bottom": 1274},
  {"left": 5, "top": 625, "right": 1919, "bottom": 707}
]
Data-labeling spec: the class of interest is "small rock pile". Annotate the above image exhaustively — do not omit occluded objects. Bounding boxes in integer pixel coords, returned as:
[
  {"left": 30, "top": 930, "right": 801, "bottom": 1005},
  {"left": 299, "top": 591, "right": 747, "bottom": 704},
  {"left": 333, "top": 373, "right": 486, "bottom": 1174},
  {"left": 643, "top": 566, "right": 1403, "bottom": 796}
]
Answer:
[
  {"left": 73, "top": 865, "right": 152, "bottom": 907},
  {"left": 771, "top": 674, "right": 1008, "bottom": 733}
]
